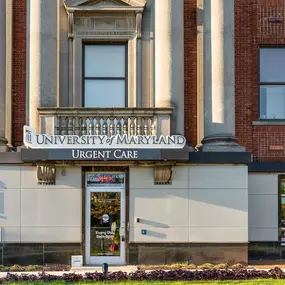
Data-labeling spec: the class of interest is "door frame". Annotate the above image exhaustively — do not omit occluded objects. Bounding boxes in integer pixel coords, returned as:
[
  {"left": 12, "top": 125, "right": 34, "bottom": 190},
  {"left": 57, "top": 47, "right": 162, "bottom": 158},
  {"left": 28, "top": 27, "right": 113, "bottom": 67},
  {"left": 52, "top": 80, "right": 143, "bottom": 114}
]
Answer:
[{"left": 85, "top": 172, "right": 126, "bottom": 265}]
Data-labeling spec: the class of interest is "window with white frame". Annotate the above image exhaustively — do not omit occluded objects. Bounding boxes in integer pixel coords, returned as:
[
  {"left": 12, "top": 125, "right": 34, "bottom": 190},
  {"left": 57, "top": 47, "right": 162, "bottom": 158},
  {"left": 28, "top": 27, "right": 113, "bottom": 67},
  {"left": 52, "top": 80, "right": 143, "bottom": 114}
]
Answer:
[
  {"left": 83, "top": 44, "right": 127, "bottom": 107},
  {"left": 260, "top": 47, "right": 285, "bottom": 119}
]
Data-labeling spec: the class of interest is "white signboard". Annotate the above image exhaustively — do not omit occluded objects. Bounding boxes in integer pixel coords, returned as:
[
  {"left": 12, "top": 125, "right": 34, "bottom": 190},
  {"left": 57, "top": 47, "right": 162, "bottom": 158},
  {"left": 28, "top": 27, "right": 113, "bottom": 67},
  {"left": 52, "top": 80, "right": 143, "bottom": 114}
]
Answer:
[
  {"left": 23, "top": 126, "right": 186, "bottom": 149},
  {"left": 71, "top": 255, "right": 83, "bottom": 267}
]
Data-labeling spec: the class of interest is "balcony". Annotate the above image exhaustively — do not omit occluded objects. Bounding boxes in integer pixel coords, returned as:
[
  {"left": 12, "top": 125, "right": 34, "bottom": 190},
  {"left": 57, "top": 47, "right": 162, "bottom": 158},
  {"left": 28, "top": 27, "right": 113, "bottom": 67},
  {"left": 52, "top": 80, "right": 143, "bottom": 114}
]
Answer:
[{"left": 38, "top": 107, "right": 173, "bottom": 136}]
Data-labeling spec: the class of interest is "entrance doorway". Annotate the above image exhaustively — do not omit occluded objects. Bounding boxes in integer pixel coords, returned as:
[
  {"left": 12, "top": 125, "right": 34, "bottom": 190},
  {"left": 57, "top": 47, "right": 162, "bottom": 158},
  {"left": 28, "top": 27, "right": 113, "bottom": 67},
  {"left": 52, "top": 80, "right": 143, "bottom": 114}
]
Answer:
[{"left": 85, "top": 172, "right": 126, "bottom": 265}]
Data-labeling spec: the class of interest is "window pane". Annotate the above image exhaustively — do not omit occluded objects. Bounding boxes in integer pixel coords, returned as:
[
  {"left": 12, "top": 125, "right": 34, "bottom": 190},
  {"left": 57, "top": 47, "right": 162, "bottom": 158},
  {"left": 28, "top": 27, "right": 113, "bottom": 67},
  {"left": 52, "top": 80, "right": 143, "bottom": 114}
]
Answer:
[
  {"left": 281, "top": 180, "right": 285, "bottom": 231},
  {"left": 260, "top": 48, "right": 285, "bottom": 82},
  {"left": 85, "top": 45, "right": 125, "bottom": 78},
  {"left": 90, "top": 192, "right": 121, "bottom": 257},
  {"left": 260, "top": 85, "right": 285, "bottom": 119},
  {"left": 84, "top": 80, "right": 125, "bottom": 107}
]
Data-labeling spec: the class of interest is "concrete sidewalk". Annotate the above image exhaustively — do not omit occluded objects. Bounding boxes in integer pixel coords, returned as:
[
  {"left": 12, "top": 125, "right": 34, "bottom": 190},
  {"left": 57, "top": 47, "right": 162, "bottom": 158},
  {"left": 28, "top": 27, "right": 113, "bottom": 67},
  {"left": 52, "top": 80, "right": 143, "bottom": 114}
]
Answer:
[
  {"left": 0, "top": 266, "right": 138, "bottom": 277},
  {"left": 70, "top": 265, "right": 138, "bottom": 273}
]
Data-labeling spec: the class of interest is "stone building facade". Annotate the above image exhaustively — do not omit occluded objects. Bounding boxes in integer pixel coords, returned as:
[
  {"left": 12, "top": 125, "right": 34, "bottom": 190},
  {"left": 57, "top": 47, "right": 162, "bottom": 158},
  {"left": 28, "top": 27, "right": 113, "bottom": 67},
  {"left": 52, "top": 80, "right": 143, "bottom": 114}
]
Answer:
[{"left": 0, "top": 0, "right": 283, "bottom": 266}]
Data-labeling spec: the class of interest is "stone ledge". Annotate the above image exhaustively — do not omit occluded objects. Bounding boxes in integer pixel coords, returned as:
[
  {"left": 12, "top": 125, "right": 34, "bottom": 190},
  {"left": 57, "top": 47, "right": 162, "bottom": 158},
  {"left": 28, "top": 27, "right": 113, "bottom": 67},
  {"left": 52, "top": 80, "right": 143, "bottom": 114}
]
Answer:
[
  {"left": 253, "top": 120, "right": 285, "bottom": 126},
  {"left": 21, "top": 148, "right": 190, "bottom": 162},
  {"left": 249, "top": 162, "right": 285, "bottom": 172},
  {"left": 0, "top": 150, "right": 253, "bottom": 165},
  {"left": 189, "top": 152, "right": 252, "bottom": 164},
  {"left": 0, "top": 152, "right": 23, "bottom": 164}
]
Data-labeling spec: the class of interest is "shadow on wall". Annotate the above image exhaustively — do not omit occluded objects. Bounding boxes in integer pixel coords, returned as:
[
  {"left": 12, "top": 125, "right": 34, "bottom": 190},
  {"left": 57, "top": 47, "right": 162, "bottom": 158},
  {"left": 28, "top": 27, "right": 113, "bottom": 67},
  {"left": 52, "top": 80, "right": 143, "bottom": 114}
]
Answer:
[
  {"left": 133, "top": 191, "right": 247, "bottom": 215},
  {"left": 137, "top": 219, "right": 169, "bottom": 228},
  {"left": 144, "top": 230, "right": 167, "bottom": 239},
  {"left": 0, "top": 181, "right": 6, "bottom": 219}
]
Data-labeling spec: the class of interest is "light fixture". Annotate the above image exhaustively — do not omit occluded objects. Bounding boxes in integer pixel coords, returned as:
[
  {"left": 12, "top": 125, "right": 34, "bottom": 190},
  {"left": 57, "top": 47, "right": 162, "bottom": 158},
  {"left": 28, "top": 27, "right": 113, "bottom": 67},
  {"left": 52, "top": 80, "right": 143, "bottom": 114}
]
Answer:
[{"left": 102, "top": 263, "right": 108, "bottom": 274}]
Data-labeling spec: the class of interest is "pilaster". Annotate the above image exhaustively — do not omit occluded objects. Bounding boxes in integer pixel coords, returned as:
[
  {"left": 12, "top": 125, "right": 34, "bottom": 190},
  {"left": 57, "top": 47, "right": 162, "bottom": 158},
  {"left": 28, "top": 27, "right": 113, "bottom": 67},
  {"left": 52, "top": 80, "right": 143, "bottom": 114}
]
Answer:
[
  {"left": 29, "top": 0, "right": 58, "bottom": 133},
  {"left": 154, "top": 0, "right": 184, "bottom": 135},
  {"left": 5, "top": 0, "right": 13, "bottom": 149},
  {"left": 0, "top": 0, "right": 8, "bottom": 151},
  {"left": 201, "top": 0, "right": 244, "bottom": 152}
]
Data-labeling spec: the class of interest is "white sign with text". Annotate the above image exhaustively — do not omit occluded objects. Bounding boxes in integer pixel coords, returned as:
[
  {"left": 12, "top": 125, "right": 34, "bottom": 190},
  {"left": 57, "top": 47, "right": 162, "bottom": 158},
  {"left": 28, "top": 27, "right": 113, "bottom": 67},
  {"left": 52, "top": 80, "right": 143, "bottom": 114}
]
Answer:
[{"left": 23, "top": 126, "right": 186, "bottom": 149}]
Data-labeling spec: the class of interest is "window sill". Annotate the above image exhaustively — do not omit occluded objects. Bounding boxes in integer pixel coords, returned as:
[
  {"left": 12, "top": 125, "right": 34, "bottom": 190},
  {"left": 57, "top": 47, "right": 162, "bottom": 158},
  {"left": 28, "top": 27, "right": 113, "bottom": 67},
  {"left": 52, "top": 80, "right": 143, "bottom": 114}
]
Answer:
[{"left": 253, "top": 120, "right": 285, "bottom": 126}]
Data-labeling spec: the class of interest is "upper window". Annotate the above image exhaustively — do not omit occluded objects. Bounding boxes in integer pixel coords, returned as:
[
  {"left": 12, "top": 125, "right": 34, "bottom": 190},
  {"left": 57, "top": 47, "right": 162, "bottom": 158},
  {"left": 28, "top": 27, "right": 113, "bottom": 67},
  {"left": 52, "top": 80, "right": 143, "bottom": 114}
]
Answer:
[
  {"left": 83, "top": 44, "right": 127, "bottom": 107},
  {"left": 259, "top": 47, "right": 285, "bottom": 119}
]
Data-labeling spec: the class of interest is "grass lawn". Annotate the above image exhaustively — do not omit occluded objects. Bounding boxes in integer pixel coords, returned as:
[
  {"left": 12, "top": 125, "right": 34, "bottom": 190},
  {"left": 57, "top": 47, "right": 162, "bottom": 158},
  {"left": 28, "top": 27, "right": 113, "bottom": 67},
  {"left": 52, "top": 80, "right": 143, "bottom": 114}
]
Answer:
[{"left": 6, "top": 281, "right": 285, "bottom": 285}]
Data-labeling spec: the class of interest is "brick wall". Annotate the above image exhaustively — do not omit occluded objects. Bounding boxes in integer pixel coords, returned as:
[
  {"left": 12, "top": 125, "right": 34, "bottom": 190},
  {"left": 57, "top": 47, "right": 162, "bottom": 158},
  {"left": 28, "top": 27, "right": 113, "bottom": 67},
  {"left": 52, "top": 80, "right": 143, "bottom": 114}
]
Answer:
[
  {"left": 12, "top": 0, "right": 26, "bottom": 146},
  {"left": 12, "top": 0, "right": 284, "bottom": 161},
  {"left": 10, "top": 0, "right": 198, "bottom": 147},
  {"left": 235, "top": 0, "right": 285, "bottom": 161},
  {"left": 184, "top": 0, "right": 197, "bottom": 145}
]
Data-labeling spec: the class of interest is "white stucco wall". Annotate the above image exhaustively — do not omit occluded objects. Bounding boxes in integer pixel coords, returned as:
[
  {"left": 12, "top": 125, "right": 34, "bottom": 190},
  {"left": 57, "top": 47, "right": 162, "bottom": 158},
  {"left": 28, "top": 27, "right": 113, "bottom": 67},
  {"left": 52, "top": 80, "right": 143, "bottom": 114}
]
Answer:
[
  {"left": 129, "top": 165, "right": 249, "bottom": 243},
  {"left": 189, "top": 166, "right": 248, "bottom": 242},
  {"left": 129, "top": 166, "right": 189, "bottom": 242},
  {"left": 3, "top": 165, "right": 276, "bottom": 244},
  {"left": 248, "top": 173, "right": 278, "bottom": 241},
  {"left": 0, "top": 166, "right": 82, "bottom": 242}
]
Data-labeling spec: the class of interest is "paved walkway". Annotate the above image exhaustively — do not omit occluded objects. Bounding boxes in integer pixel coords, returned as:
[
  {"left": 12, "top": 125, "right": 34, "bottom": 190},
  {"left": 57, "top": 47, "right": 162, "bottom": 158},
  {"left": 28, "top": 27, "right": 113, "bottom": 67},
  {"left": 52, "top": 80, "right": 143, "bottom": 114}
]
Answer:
[
  {"left": 0, "top": 266, "right": 139, "bottom": 277},
  {"left": 70, "top": 265, "right": 138, "bottom": 273}
]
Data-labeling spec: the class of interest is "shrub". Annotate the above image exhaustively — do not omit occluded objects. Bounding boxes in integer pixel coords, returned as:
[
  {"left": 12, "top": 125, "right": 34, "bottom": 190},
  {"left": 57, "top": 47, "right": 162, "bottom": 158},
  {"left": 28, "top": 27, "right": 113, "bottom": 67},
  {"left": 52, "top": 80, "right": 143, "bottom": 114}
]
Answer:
[
  {"left": 231, "top": 263, "right": 245, "bottom": 269},
  {"left": 186, "top": 263, "right": 197, "bottom": 269},
  {"left": 197, "top": 263, "right": 214, "bottom": 270},
  {"left": 214, "top": 263, "right": 229, "bottom": 270},
  {"left": 0, "top": 268, "right": 281, "bottom": 282},
  {"left": 9, "top": 265, "right": 23, "bottom": 272},
  {"left": 43, "top": 264, "right": 71, "bottom": 271},
  {"left": 269, "top": 267, "right": 284, "bottom": 279},
  {"left": 0, "top": 266, "right": 284, "bottom": 282},
  {"left": 0, "top": 264, "right": 71, "bottom": 272},
  {"left": 138, "top": 263, "right": 197, "bottom": 271}
]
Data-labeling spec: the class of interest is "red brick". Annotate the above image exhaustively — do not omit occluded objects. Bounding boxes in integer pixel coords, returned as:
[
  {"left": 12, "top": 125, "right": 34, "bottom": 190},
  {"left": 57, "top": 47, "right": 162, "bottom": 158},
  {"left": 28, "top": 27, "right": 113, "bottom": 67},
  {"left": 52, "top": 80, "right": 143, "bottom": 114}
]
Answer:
[
  {"left": 235, "top": 0, "right": 285, "bottom": 162},
  {"left": 12, "top": 0, "right": 26, "bottom": 146},
  {"left": 184, "top": 0, "right": 197, "bottom": 145},
  {"left": 12, "top": 0, "right": 285, "bottom": 162}
]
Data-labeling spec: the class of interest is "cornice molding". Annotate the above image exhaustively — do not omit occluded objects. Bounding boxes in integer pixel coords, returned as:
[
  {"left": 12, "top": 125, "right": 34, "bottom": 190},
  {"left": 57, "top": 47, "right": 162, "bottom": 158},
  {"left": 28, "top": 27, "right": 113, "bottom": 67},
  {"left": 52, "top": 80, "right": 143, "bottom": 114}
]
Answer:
[{"left": 64, "top": 0, "right": 146, "bottom": 9}]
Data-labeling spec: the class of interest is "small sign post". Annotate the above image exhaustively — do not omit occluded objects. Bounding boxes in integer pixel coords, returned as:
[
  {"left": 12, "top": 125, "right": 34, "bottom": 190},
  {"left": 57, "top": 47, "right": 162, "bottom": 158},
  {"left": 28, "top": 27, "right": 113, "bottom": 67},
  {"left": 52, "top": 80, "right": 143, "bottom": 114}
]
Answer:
[{"left": 71, "top": 255, "right": 83, "bottom": 267}]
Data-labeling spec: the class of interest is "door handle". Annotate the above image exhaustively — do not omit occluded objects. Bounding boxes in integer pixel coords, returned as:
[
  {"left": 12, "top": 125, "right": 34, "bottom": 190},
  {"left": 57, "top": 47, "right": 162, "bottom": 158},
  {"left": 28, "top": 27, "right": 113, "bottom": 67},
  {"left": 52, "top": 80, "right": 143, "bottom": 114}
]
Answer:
[{"left": 121, "top": 235, "right": 125, "bottom": 242}]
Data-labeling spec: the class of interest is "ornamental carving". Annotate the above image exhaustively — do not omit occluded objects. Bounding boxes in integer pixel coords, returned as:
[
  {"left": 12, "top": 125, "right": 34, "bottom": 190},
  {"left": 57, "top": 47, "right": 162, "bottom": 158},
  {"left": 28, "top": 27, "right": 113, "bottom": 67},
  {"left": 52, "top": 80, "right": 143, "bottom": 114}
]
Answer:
[
  {"left": 65, "top": 0, "right": 145, "bottom": 39},
  {"left": 37, "top": 165, "right": 56, "bottom": 185},
  {"left": 154, "top": 165, "right": 173, "bottom": 185},
  {"left": 68, "top": 12, "right": 74, "bottom": 39},
  {"left": 74, "top": 16, "right": 136, "bottom": 34},
  {"left": 136, "top": 12, "right": 142, "bottom": 39}
]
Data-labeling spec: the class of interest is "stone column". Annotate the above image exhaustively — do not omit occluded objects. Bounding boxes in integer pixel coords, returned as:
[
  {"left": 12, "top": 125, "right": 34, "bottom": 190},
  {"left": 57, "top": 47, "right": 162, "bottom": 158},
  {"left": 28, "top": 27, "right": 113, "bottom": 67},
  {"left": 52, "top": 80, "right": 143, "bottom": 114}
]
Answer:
[
  {"left": 202, "top": 0, "right": 244, "bottom": 151},
  {"left": 154, "top": 0, "right": 184, "bottom": 135},
  {"left": 29, "top": 0, "right": 57, "bottom": 133},
  {"left": 5, "top": 0, "right": 13, "bottom": 148},
  {"left": 0, "top": 0, "right": 8, "bottom": 150}
]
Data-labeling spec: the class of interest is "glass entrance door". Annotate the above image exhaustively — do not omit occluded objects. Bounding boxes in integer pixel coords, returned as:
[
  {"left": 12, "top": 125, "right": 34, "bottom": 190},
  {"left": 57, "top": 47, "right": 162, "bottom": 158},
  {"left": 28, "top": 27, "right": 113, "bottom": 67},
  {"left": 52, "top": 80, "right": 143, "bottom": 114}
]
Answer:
[{"left": 85, "top": 173, "right": 126, "bottom": 265}]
